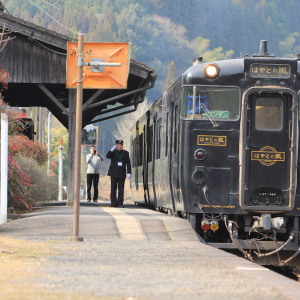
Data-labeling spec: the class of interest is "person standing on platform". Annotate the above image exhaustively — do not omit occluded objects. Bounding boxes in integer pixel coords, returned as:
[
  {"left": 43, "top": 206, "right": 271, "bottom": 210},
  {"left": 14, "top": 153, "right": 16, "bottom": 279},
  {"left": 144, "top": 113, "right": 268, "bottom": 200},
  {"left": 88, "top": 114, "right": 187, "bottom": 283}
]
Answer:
[
  {"left": 106, "top": 140, "right": 131, "bottom": 208},
  {"left": 86, "top": 146, "right": 104, "bottom": 203}
]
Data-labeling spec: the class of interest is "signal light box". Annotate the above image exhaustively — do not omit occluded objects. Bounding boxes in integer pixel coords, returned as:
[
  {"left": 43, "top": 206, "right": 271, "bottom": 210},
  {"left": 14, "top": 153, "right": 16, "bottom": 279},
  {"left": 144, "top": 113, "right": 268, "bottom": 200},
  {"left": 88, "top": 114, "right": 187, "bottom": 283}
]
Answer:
[{"left": 66, "top": 42, "right": 131, "bottom": 89}]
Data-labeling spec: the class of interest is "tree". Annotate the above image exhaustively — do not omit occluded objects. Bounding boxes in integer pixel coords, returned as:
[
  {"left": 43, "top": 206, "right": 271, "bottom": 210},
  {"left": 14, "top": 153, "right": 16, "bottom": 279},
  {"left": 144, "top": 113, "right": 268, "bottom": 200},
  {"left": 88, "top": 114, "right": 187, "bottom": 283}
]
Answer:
[
  {"left": 113, "top": 99, "right": 152, "bottom": 152},
  {"left": 279, "top": 32, "right": 300, "bottom": 57},
  {"left": 118, "top": 13, "right": 128, "bottom": 41},
  {"left": 163, "top": 61, "right": 177, "bottom": 92},
  {"left": 106, "top": 6, "right": 118, "bottom": 35},
  {"left": 45, "top": 119, "right": 69, "bottom": 185},
  {"left": 0, "top": 24, "right": 15, "bottom": 53}
]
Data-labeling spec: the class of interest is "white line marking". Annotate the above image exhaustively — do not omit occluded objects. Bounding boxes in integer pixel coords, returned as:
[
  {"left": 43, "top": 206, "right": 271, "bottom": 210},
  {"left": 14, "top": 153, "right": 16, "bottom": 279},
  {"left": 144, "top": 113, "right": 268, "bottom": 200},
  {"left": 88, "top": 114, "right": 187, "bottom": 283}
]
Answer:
[{"left": 236, "top": 267, "right": 270, "bottom": 271}]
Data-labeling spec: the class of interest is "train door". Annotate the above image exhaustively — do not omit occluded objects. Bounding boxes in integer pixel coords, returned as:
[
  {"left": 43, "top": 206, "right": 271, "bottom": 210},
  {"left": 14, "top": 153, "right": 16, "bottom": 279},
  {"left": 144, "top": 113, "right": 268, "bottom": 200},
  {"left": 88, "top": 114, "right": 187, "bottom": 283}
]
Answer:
[
  {"left": 171, "top": 104, "right": 180, "bottom": 205},
  {"left": 150, "top": 117, "right": 157, "bottom": 207},
  {"left": 241, "top": 91, "right": 298, "bottom": 211},
  {"left": 142, "top": 124, "right": 149, "bottom": 206},
  {"left": 134, "top": 122, "right": 139, "bottom": 191},
  {"left": 147, "top": 120, "right": 155, "bottom": 206}
]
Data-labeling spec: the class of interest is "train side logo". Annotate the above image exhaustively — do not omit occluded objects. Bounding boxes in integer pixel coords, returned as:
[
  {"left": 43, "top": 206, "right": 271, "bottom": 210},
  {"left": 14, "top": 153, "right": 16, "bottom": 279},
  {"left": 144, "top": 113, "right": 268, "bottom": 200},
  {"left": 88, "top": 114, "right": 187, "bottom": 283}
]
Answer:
[
  {"left": 197, "top": 135, "right": 227, "bottom": 146},
  {"left": 251, "top": 146, "right": 285, "bottom": 166}
]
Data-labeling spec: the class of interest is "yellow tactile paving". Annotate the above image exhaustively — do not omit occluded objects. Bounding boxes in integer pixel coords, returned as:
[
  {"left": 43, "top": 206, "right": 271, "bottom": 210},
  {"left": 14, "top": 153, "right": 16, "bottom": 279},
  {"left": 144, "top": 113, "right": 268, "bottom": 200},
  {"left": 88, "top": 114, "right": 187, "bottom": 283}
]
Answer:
[{"left": 102, "top": 207, "right": 147, "bottom": 241}]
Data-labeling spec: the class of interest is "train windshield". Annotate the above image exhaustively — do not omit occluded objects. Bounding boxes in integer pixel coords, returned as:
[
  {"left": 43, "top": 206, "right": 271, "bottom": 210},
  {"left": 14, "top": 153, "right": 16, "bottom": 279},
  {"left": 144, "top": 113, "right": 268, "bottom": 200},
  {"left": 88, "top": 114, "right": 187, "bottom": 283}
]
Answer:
[{"left": 182, "top": 86, "right": 240, "bottom": 120}]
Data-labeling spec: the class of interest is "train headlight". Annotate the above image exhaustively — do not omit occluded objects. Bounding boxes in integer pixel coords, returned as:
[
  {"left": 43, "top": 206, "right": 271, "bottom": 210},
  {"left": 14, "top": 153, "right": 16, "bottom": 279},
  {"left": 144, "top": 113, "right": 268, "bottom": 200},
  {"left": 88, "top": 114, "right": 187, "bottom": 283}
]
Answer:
[
  {"left": 204, "top": 64, "right": 219, "bottom": 79},
  {"left": 195, "top": 149, "right": 206, "bottom": 160}
]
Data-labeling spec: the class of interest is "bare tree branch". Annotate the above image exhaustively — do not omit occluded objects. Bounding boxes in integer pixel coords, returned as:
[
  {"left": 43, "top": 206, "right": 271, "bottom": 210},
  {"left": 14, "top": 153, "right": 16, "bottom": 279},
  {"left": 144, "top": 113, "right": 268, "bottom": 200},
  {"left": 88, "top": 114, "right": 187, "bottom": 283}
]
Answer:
[
  {"left": 0, "top": 23, "right": 15, "bottom": 52},
  {"left": 113, "top": 98, "right": 152, "bottom": 152}
]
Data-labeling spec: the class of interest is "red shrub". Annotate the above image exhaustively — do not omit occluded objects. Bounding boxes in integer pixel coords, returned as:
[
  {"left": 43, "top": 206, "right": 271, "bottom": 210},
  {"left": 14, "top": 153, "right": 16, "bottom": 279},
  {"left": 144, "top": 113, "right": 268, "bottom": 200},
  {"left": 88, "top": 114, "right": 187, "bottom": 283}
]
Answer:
[
  {"left": 9, "top": 135, "right": 48, "bottom": 165},
  {"left": 7, "top": 154, "right": 34, "bottom": 211},
  {"left": 0, "top": 68, "right": 10, "bottom": 90}
]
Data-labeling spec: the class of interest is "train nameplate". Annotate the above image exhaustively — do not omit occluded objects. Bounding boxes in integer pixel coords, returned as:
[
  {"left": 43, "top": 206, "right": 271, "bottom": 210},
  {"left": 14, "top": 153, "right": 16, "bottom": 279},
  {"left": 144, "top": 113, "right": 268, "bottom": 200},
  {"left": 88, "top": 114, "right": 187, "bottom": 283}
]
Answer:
[
  {"left": 251, "top": 146, "right": 285, "bottom": 166},
  {"left": 197, "top": 135, "right": 227, "bottom": 146},
  {"left": 250, "top": 64, "right": 290, "bottom": 78},
  {"left": 203, "top": 111, "right": 229, "bottom": 118}
]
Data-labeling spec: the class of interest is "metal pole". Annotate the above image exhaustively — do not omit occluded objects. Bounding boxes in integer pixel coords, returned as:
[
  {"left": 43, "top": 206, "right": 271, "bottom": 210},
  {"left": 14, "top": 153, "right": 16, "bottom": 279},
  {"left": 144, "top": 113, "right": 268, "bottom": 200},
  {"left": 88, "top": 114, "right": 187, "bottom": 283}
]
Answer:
[
  {"left": 47, "top": 112, "right": 51, "bottom": 177},
  {"left": 102, "top": 129, "right": 104, "bottom": 159},
  {"left": 58, "top": 139, "right": 63, "bottom": 201},
  {"left": 1, "top": 113, "right": 8, "bottom": 224},
  {"left": 39, "top": 107, "right": 43, "bottom": 142},
  {"left": 192, "top": 86, "right": 196, "bottom": 119},
  {"left": 34, "top": 107, "right": 38, "bottom": 142},
  {"left": 71, "top": 32, "right": 84, "bottom": 241}
]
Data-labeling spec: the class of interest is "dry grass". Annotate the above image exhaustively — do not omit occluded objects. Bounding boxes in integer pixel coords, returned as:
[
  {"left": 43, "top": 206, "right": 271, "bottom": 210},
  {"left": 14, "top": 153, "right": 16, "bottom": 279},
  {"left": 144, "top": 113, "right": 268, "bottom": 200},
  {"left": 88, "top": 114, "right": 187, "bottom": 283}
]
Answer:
[{"left": 0, "top": 237, "right": 123, "bottom": 300}]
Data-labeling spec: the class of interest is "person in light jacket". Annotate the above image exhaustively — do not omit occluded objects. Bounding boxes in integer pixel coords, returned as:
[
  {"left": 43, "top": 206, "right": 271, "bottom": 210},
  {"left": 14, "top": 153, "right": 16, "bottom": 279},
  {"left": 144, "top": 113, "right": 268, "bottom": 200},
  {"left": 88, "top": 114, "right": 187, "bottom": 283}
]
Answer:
[
  {"left": 106, "top": 140, "right": 131, "bottom": 208},
  {"left": 86, "top": 145, "right": 104, "bottom": 202}
]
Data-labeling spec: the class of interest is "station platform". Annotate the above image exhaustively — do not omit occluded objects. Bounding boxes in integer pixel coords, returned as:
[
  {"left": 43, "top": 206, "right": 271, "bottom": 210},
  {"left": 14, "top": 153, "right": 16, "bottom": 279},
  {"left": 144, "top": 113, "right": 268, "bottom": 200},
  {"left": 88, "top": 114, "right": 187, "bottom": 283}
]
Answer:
[{"left": 1, "top": 201, "right": 300, "bottom": 300}]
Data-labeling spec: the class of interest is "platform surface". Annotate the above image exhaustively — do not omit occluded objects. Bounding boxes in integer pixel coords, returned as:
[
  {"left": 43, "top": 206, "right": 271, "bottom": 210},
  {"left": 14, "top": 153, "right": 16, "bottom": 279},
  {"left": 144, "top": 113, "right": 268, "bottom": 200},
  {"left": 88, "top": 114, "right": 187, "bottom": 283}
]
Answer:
[{"left": 1, "top": 201, "right": 300, "bottom": 300}]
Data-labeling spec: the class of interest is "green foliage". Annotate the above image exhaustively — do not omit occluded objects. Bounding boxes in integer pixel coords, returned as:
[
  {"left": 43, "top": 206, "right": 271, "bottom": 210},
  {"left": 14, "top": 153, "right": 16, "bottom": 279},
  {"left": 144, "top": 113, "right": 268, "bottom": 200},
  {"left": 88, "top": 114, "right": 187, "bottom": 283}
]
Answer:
[
  {"left": 279, "top": 32, "right": 300, "bottom": 57},
  {"left": 3, "top": 0, "right": 300, "bottom": 100},
  {"left": 45, "top": 125, "right": 68, "bottom": 185}
]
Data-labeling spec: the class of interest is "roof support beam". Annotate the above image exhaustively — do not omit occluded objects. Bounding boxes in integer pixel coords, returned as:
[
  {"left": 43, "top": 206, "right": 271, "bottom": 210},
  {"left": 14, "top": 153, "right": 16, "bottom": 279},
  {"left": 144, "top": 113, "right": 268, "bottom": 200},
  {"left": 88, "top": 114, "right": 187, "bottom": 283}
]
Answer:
[
  {"left": 82, "top": 89, "right": 105, "bottom": 112},
  {"left": 87, "top": 76, "right": 156, "bottom": 110},
  {"left": 83, "top": 106, "right": 138, "bottom": 125},
  {"left": 83, "top": 94, "right": 145, "bottom": 126},
  {"left": 36, "top": 84, "right": 70, "bottom": 117}
]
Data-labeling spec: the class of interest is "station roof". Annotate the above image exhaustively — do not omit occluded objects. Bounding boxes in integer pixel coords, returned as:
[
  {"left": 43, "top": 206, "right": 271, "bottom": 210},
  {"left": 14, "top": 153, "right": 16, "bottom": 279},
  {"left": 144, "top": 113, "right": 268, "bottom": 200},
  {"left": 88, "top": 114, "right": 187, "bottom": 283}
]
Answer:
[{"left": 0, "top": 11, "right": 157, "bottom": 128}]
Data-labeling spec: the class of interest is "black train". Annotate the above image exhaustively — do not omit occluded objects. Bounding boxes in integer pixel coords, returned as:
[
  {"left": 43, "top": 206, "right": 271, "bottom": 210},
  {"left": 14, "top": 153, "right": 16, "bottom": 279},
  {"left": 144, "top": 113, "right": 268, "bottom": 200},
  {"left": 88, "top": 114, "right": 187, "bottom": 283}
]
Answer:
[{"left": 130, "top": 41, "right": 300, "bottom": 266}]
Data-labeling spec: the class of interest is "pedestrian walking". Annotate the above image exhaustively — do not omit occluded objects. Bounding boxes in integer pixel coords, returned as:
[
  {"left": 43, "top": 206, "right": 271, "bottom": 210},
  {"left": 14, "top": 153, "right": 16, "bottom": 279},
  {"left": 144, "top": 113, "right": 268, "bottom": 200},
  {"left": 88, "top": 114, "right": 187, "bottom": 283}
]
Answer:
[
  {"left": 106, "top": 140, "right": 131, "bottom": 208},
  {"left": 86, "top": 146, "right": 104, "bottom": 202}
]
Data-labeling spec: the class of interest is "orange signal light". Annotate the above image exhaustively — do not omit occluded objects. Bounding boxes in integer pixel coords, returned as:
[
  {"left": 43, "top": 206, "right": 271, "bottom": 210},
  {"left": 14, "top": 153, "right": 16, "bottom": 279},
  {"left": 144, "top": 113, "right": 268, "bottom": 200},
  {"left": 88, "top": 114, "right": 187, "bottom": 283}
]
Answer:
[{"left": 66, "top": 42, "right": 131, "bottom": 89}]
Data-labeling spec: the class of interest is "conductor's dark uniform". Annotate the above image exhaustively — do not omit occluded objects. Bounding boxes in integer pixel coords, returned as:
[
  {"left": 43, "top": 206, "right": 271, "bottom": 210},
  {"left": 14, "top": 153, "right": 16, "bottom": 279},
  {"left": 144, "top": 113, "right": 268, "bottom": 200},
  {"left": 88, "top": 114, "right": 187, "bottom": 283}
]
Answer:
[{"left": 106, "top": 143, "right": 131, "bottom": 207}]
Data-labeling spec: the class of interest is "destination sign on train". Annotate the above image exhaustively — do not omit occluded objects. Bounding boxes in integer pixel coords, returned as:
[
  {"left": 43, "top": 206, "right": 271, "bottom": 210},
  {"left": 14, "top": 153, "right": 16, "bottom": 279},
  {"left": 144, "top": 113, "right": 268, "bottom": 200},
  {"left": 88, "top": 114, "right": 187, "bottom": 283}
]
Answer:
[{"left": 250, "top": 64, "right": 290, "bottom": 78}]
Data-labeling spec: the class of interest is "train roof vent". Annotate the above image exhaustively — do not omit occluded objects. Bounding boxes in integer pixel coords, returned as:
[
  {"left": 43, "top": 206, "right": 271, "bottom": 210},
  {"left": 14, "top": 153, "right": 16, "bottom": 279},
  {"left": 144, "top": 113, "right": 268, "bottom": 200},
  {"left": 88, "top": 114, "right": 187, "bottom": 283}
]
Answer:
[
  {"left": 193, "top": 57, "right": 203, "bottom": 65},
  {"left": 252, "top": 40, "right": 275, "bottom": 58}
]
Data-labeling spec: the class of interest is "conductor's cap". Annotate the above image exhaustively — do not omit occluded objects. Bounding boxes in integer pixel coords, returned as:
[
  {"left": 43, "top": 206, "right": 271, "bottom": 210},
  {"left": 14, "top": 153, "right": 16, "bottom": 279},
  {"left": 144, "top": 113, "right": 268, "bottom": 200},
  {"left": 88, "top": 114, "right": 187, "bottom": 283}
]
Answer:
[{"left": 115, "top": 140, "right": 123, "bottom": 145}]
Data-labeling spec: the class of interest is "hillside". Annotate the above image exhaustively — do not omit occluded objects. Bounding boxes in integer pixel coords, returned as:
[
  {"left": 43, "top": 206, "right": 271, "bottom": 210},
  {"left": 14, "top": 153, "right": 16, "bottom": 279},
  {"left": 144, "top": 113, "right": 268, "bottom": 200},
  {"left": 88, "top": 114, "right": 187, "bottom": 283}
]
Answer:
[{"left": 2, "top": 0, "right": 300, "bottom": 100}]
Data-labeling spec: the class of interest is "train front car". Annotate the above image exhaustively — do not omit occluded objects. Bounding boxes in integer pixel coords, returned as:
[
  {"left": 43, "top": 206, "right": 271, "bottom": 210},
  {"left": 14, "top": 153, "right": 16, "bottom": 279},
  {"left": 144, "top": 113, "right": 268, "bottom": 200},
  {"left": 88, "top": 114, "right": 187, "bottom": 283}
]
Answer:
[{"left": 182, "top": 41, "right": 300, "bottom": 265}]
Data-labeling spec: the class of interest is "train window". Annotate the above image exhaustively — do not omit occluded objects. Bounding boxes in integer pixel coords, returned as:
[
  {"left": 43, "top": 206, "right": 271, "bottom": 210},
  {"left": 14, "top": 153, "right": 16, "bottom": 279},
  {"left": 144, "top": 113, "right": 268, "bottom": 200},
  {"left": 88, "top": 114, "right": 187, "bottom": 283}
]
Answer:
[
  {"left": 182, "top": 86, "right": 240, "bottom": 120},
  {"left": 165, "top": 113, "right": 169, "bottom": 157},
  {"left": 255, "top": 98, "right": 283, "bottom": 131},
  {"left": 174, "top": 105, "right": 178, "bottom": 154},
  {"left": 156, "top": 119, "right": 161, "bottom": 159},
  {"left": 132, "top": 138, "right": 136, "bottom": 168},
  {"left": 138, "top": 133, "right": 143, "bottom": 166},
  {"left": 148, "top": 125, "right": 153, "bottom": 162}
]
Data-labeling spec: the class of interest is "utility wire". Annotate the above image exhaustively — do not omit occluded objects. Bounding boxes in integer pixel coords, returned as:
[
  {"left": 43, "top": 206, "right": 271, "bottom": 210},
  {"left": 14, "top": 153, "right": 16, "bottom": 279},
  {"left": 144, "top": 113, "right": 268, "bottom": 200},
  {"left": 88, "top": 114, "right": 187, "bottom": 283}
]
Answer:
[
  {"left": 1, "top": 2, "right": 75, "bottom": 56},
  {"left": 40, "top": 0, "right": 61, "bottom": 10},
  {"left": 28, "top": 0, "right": 74, "bottom": 34}
]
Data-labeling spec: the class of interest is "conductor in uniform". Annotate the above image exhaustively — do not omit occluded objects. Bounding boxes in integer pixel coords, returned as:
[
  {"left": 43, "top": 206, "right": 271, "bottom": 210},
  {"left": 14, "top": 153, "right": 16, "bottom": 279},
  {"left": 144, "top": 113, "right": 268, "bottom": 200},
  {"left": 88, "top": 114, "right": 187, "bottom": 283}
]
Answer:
[{"left": 106, "top": 140, "right": 131, "bottom": 208}]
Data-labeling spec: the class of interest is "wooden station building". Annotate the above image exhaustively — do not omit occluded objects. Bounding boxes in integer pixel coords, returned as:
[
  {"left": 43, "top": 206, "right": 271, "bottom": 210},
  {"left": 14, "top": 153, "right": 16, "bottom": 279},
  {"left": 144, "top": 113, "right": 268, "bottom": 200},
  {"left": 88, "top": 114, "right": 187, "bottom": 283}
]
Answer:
[{"left": 0, "top": 11, "right": 157, "bottom": 203}]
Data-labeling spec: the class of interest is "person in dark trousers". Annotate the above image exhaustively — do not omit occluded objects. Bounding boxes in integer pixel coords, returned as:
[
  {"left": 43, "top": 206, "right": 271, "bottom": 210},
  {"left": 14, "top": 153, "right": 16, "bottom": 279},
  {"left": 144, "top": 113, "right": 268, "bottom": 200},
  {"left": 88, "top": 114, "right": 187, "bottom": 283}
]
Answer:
[
  {"left": 86, "top": 145, "right": 104, "bottom": 202},
  {"left": 106, "top": 140, "right": 131, "bottom": 208}
]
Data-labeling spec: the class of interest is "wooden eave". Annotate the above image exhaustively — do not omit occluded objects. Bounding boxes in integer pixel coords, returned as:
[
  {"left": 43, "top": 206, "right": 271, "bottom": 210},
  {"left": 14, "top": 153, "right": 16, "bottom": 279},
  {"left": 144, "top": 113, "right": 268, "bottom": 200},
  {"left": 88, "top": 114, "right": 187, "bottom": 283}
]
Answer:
[{"left": 0, "top": 12, "right": 157, "bottom": 129}]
